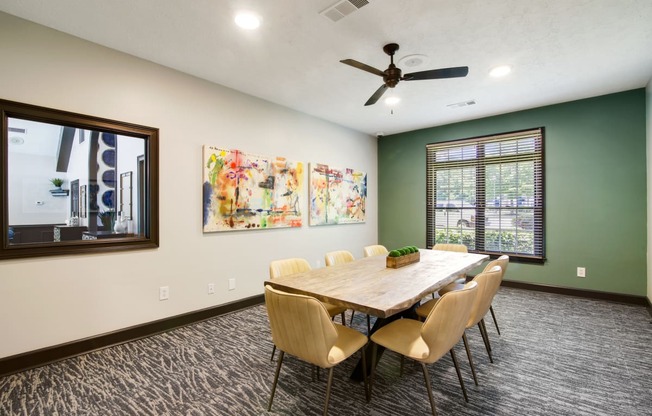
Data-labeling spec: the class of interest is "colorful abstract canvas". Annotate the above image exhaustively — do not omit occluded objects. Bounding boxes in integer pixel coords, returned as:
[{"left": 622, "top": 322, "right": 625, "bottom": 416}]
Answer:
[
  {"left": 203, "top": 146, "right": 303, "bottom": 232},
  {"left": 309, "top": 163, "right": 367, "bottom": 225}
]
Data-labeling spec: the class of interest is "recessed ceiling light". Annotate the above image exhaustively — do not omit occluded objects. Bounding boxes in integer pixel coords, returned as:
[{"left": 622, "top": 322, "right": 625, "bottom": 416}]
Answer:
[
  {"left": 385, "top": 96, "right": 401, "bottom": 106},
  {"left": 234, "top": 12, "right": 261, "bottom": 30},
  {"left": 489, "top": 65, "right": 512, "bottom": 77}
]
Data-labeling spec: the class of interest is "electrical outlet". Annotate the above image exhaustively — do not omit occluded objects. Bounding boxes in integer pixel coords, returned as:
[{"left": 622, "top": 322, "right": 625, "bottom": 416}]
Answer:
[
  {"left": 316, "top": 260, "right": 321, "bottom": 268},
  {"left": 228, "top": 278, "right": 236, "bottom": 291},
  {"left": 208, "top": 283, "right": 215, "bottom": 294},
  {"left": 577, "top": 267, "right": 586, "bottom": 278},
  {"left": 159, "top": 286, "right": 169, "bottom": 300}
]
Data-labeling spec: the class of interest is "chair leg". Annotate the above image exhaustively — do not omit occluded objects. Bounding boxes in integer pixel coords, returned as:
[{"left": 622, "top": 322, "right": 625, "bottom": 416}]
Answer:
[
  {"left": 477, "top": 320, "right": 494, "bottom": 363},
  {"left": 267, "top": 350, "right": 284, "bottom": 411},
  {"left": 366, "top": 314, "right": 371, "bottom": 335},
  {"left": 350, "top": 310, "right": 356, "bottom": 325},
  {"left": 322, "top": 367, "right": 335, "bottom": 416},
  {"left": 420, "top": 362, "right": 439, "bottom": 416},
  {"left": 361, "top": 347, "right": 370, "bottom": 402},
  {"left": 462, "top": 332, "right": 478, "bottom": 386},
  {"left": 489, "top": 305, "right": 501, "bottom": 335},
  {"left": 341, "top": 312, "right": 346, "bottom": 326},
  {"left": 480, "top": 319, "right": 493, "bottom": 353},
  {"left": 450, "top": 348, "right": 468, "bottom": 402},
  {"left": 369, "top": 343, "right": 378, "bottom": 400},
  {"left": 270, "top": 345, "right": 276, "bottom": 362}
]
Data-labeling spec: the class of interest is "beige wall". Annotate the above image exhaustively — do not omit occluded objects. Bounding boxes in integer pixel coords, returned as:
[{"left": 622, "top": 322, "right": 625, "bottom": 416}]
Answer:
[{"left": 0, "top": 13, "right": 378, "bottom": 358}]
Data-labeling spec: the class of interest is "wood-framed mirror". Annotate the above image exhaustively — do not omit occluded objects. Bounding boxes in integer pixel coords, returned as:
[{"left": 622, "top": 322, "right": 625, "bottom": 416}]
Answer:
[{"left": 1, "top": 99, "right": 159, "bottom": 260}]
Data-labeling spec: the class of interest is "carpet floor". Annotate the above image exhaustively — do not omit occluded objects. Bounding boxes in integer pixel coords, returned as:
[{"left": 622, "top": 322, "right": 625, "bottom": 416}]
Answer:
[{"left": 1, "top": 287, "right": 651, "bottom": 415}]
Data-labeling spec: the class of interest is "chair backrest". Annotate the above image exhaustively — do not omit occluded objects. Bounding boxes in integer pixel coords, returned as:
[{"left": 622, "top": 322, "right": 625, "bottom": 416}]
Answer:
[
  {"left": 484, "top": 255, "right": 509, "bottom": 278},
  {"left": 269, "top": 258, "right": 311, "bottom": 279},
  {"left": 432, "top": 243, "right": 468, "bottom": 253},
  {"left": 265, "top": 285, "right": 337, "bottom": 368},
  {"left": 325, "top": 250, "right": 355, "bottom": 266},
  {"left": 363, "top": 245, "right": 389, "bottom": 257},
  {"left": 467, "top": 265, "right": 503, "bottom": 327},
  {"left": 420, "top": 281, "right": 478, "bottom": 364}
]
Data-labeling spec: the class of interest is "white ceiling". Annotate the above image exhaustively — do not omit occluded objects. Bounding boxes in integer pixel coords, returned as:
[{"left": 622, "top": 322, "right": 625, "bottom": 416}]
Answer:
[{"left": 1, "top": 0, "right": 651, "bottom": 136}]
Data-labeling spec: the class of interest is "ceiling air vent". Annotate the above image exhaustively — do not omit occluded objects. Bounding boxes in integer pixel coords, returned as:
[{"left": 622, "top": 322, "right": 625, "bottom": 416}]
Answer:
[
  {"left": 320, "top": 0, "right": 370, "bottom": 22},
  {"left": 446, "top": 100, "right": 476, "bottom": 108}
]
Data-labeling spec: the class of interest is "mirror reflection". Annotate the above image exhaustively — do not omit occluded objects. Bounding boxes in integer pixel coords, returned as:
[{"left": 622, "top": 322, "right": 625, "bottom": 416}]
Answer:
[
  {"left": 8, "top": 118, "right": 145, "bottom": 243},
  {"left": 1, "top": 99, "right": 159, "bottom": 259}
]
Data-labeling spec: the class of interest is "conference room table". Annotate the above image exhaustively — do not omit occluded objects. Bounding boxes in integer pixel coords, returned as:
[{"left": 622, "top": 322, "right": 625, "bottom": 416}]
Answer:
[{"left": 264, "top": 249, "right": 489, "bottom": 380}]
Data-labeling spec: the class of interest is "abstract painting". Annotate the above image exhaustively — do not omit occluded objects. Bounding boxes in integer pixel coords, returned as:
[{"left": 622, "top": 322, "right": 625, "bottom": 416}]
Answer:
[
  {"left": 203, "top": 146, "right": 303, "bottom": 232},
  {"left": 309, "top": 163, "right": 367, "bottom": 226}
]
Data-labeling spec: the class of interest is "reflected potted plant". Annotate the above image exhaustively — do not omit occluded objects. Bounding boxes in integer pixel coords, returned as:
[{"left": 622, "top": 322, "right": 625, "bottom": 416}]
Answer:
[
  {"left": 97, "top": 210, "right": 116, "bottom": 231},
  {"left": 50, "top": 178, "right": 64, "bottom": 189}
]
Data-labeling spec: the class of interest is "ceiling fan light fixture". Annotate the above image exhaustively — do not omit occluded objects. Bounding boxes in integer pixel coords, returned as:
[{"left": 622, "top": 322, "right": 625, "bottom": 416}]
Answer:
[
  {"left": 489, "top": 65, "right": 512, "bottom": 78},
  {"left": 384, "top": 96, "right": 401, "bottom": 106},
  {"left": 234, "top": 11, "right": 261, "bottom": 30}
]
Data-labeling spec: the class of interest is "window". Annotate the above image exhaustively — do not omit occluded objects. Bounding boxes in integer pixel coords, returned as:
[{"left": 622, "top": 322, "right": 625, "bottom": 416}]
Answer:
[{"left": 426, "top": 128, "right": 544, "bottom": 262}]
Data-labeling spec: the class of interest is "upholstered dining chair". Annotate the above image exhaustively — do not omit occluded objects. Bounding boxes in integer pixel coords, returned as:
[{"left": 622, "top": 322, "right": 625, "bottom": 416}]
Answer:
[
  {"left": 363, "top": 244, "right": 388, "bottom": 257},
  {"left": 324, "top": 250, "right": 371, "bottom": 334},
  {"left": 265, "top": 285, "right": 369, "bottom": 416},
  {"left": 324, "top": 250, "right": 355, "bottom": 266},
  {"left": 429, "top": 243, "right": 469, "bottom": 298},
  {"left": 369, "top": 281, "right": 478, "bottom": 416},
  {"left": 432, "top": 243, "right": 468, "bottom": 253},
  {"left": 268, "top": 258, "right": 347, "bottom": 361},
  {"left": 416, "top": 265, "right": 503, "bottom": 388},
  {"left": 439, "top": 255, "right": 510, "bottom": 335}
]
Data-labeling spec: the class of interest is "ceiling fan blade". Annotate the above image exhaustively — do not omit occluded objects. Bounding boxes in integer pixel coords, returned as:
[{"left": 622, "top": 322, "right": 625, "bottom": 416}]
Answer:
[
  {"left": 364, "top": 84, "right": 389, "bottom": 106},
  {"left": 403, "top": 66, "right": 469, "bottom": 81},
  {"left": 340, "top": 59, "right": 385, "bottom": 77}
]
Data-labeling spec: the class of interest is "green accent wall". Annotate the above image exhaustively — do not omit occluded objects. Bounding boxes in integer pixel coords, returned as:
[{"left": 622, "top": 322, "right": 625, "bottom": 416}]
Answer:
[{"left": 379, "top": 89, "right": 647, "bottom": 296}]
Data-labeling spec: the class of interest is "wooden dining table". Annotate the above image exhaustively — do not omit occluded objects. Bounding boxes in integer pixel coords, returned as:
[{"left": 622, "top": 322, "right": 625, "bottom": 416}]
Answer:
[
  {"left": 264, "top": 249, "right": 488, "bottom": 319},
  {"left": 264, "top": 249, "right": 489, "bottom": 381}
]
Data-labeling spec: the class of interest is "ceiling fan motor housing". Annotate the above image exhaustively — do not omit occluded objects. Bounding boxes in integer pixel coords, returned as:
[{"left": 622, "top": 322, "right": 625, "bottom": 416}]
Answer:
[
  {"left": 384, "top": 65, "right": 401, "bottom": 88},
  {"left": 383, "top": 43, "right": 401, "bottom": 87}
]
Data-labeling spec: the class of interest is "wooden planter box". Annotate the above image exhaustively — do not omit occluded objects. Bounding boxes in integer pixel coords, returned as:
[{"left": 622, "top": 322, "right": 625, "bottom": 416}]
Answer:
[{"left": 386, "top": 251, "right": 421, "bottom": 269}]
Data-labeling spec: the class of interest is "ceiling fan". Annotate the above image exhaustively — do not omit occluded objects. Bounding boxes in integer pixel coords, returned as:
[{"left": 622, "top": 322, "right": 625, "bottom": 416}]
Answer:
[{"left": 340, "top": 43, "right": 469, "bottom": 106}]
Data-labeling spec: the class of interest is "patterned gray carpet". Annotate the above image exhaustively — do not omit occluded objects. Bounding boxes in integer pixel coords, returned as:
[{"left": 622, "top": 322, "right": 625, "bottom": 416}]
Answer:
[{"left": 1, "top": 287, "right": 651, "bottom": 415}]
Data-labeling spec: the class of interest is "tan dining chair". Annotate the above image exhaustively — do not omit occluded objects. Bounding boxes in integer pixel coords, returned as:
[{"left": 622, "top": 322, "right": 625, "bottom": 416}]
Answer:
[
  {"left": 324, "top": 250, "right": 355, "bottom": 266},
  {"left": 439, "top": 255, "right": 510, "bottom": 335},
  {"left": 363, "top": 244, "right": 389, "bottom": 257},
  {"left": 416, "top": 265, "right": 503, "bottom": 388},
  {"left": 429, "top": 243, "right": 469, "bottom": 298},
  {"left": 432, "top": 243, "right": 468, "bottom": 253},
  {"left": 268, "top": 258, "right": 347, "bottom": 361},
  {"left": 369, "top": 281, "right": 478, "bottom": 416},
  {"left": 269, "top": 257, "right": 314, "bottom": 279},
  {"left": 265, "top": 285, "right": 369, "bottom": 416},
  {"left": 324, "top": 250, "right": 371, "bottom": 334}
]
